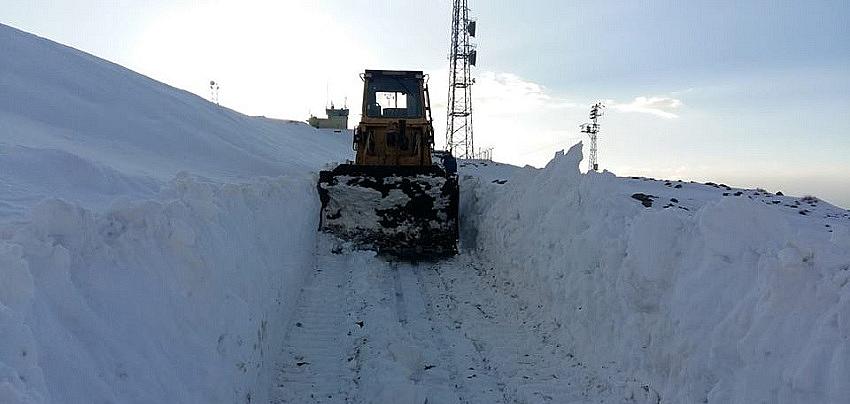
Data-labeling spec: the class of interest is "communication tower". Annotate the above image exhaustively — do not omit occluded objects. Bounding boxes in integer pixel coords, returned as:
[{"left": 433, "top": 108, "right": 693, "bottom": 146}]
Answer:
[
  {"left": 445, "top": 0, "right": 477, "bottom": 158},
  {"left": 580, "top": 102, "right": 605, "bottom": 171}
]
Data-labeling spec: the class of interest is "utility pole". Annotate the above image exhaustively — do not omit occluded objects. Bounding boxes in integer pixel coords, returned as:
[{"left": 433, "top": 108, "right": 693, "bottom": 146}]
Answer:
[
  {"left": 445, "top": 0, "right": 477, "bottom": 159},
  {"left": 580, "top": 102, "right": 605, "bottom": 171},
  {"left": 209, "top": 80, "right": 220, "bottom": 105}
]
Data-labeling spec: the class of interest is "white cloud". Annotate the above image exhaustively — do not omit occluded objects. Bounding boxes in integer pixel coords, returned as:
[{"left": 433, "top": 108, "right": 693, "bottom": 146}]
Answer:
[
  {"left": 427, "top": 70, "right": 689, "bottom": 167},
  {"left": 430, "top": 71, "right": 577, "bottom": 113},
  {"left": 609, "top": 96, "right": 683, "bottom": 119},
  {"left": 476, "top": 72, "right": 572, "bottom": 109},
  {"left": 426, "top": 69, "right": 586, "bottom": 164}
]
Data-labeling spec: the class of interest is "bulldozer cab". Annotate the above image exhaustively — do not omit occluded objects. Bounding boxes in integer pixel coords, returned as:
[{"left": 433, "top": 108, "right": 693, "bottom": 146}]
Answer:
[{"left": 355, "top": 70, "right": 433, "bottom": 166}]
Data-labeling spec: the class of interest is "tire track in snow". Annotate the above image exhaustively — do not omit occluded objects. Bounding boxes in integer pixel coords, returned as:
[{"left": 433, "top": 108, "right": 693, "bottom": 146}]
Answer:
[
  {"left": 425, "top": 256, "right": 588, "bottom": 402},
  {"left": 393, "top": 262, "right": 500, "bottom": 403},
  {"left": 391, "top": 264, "right": 408, "bottom": 326},
  {"left": 423, "top": 254, "right": 661, "bottom": 403},
  {"left": 409, "top": 263, "right": 506, "bottom": 404},
  {"left": 347, "top": 260, "right": 470, "bottom": 403},
  {"left": 271, "top": 236, "right": 658, "bottom": 403},
  {"left": 272, "top": 244, "right": 358, "bottom": 403}
]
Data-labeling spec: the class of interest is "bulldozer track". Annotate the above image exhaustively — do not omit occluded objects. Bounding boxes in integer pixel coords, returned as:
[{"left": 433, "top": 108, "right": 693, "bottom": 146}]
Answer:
[{"left": 272, "top": 248, "right": 358, "bottom": 404}]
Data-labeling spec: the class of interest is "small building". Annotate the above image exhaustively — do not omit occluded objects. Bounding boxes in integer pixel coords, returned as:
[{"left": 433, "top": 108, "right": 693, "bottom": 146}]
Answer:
[{"left": 308, "top": 104, "right": 349, "bottom": 130}]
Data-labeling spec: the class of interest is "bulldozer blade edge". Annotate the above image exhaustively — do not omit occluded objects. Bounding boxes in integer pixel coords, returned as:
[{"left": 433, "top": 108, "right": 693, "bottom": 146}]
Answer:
[{"left": 318, "top": 164, "right": 459, "bottom": 260}]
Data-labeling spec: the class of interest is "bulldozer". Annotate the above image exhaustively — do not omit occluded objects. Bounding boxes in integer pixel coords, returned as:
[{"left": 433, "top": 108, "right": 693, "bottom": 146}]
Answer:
[{"left": 317, "top": 70, "right": 459, "bottom": 259}]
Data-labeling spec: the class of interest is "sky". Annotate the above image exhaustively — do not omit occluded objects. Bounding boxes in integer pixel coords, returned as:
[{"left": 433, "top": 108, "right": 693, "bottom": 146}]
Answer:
[{"left": 3, "top": 0, "right": 849, "bottom": 207}]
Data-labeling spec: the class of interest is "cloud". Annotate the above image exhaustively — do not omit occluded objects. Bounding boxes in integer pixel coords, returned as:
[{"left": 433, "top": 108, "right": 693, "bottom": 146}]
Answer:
[
  {"left": 428, "top": 69, "right": 687, "bottom": 166},
  {"left": 476, "top": 72, "right": 554, "bottom": 107},
  {"left": 430, "top": 70, "right": 578, "bottom": 114},
  {"left": 426, "top": 69, "right": 587, "bottom": 163},
  {"left": 444, "top": 70, "right": 683, "bottom": 120},
  {"left": 609, "top": 96, "right": 683, "bottom": 119}
]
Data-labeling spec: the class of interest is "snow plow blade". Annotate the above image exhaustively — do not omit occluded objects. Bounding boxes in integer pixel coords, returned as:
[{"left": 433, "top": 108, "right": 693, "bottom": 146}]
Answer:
[{"left": 317, "top": 164, "right": 459, "bottom": 259}]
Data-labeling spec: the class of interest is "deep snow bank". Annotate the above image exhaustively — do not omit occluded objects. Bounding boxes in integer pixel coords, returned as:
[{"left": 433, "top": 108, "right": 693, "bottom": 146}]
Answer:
[
  {"left": 1, "top": 175, "right": 320, "bottom": 403},
  {"left": 0, "top": 23, "right": 350, "bottom": 402},
  {"left": 462, "top": 144, "right": 850, "bottom": 403}
]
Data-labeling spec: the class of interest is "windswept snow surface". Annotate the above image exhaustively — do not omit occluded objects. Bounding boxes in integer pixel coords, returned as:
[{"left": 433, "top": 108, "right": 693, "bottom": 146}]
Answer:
[
  {"left": 0, "top": 23, "right": 349, "bottom": 403},
  {"left": 461, "top": 145, "right": 850, "bottom": 403}
]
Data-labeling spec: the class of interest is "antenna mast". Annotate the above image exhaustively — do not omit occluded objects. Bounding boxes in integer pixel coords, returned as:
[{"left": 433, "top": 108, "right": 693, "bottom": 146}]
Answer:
[
  {"left": 445, "top": 0, "right": 477, "bottom": 158},
  {"left": 209, "top": 80, "right": 220, "bottom": 105},
  {"left": 580, "top": 102, "right": 605, "bottom": 171}
]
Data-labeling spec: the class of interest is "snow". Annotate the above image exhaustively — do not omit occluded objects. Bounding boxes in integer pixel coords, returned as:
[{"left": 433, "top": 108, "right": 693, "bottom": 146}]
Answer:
[
  {"left": 273, "top": 236, "right": 660, "bottom": 403},
  {"left": 320, "top": 173, "right": 450, "bottom": 235},
  {"left": 0, "top": 23, "right": 351, "bottom": 219},
  {"left": 2, "top": 21, "right": 849, "bottom": 404},
  {"left": 0, "top": 23, "right": 349, "bottom": 403},
  {"left": 461, "top": 143, "right": 850, "bottom": 403}
]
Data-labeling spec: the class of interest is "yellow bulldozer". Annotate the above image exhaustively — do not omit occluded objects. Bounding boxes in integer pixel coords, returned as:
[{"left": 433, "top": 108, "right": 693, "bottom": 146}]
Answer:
[{"left": 318, "top": 70, "right": 459, "bottom": 259}]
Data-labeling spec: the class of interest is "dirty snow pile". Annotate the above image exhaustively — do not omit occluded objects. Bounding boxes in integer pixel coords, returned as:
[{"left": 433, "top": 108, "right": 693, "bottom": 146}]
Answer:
[
  {"left": 461, "top": 144, "right": 850, "bottom": 403},
  {"left": 0, "top": 23, "right": 350, "bottom": 403}
]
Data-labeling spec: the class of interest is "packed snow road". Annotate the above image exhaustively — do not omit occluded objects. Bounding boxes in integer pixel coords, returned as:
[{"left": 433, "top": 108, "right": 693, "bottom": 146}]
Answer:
[{"left": 271, "top": 237, "right": 660, "bottom": 403}]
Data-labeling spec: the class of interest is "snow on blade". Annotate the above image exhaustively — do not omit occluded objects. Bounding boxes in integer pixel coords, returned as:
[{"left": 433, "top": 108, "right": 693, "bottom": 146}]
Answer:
[{"left": 318, "top": 165, "right": 459, "bottom": 259}]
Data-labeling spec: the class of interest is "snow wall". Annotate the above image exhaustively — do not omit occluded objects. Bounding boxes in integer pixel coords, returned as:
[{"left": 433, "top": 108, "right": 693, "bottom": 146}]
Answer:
[
  {"left": 0, "top": 23, "right": 349, "bottom": 403},
  {"left": 463, "top": 143, "right": 850, "bottom": 403},
  {"left": 1, "top": 176, "right": 319, "bottom": 403}
]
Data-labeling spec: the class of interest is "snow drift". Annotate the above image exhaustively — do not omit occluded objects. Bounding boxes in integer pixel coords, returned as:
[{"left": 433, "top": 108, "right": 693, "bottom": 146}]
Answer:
[
  {"left": 462, "top": 144, "right": 850, "bottom": 403},
  {"left": 0, "top": 23, "right": 349, "bottom": 403}
]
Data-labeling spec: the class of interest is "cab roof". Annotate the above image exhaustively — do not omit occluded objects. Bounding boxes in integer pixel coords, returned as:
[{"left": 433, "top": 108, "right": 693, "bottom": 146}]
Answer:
[{"left": 364, "top": 70, "right": 425, "bottom": 78}]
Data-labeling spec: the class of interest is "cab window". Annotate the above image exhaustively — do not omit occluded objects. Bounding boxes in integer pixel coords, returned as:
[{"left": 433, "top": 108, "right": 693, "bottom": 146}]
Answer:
[{"left": 365, "top": 76, "right": 423, "bottom": 118}]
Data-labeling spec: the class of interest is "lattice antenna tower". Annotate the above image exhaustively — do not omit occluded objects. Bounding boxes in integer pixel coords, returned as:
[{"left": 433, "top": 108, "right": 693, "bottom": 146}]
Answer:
[
  {"left": 445, "top": 0, "right": 477, "bottom": 158},
  {"left": 209, "top": 80, "right": 220, "bottom": 105},
  {"left": 580, "top": 102, "right": 605, "bottom": 171}
]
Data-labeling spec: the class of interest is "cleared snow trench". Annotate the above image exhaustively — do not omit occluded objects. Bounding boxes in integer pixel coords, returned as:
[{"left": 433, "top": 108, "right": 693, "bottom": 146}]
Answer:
[
  {"left": 274, "top": 148, "right": 850, "bottom": 403},
  {"left": 271, "top": 236, "right": 659, "bottom": 403}
]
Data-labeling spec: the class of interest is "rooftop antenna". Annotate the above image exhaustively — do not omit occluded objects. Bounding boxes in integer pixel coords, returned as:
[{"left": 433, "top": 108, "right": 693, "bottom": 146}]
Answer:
[
  {"left": 580, "top": 102, "right": 605, "bottom": 171},
  {"left": 445, "top": 0, "right": 478, "bottom": 159},
  {"left": 209, "top": 80, "right": 220, "bottom": 105}
]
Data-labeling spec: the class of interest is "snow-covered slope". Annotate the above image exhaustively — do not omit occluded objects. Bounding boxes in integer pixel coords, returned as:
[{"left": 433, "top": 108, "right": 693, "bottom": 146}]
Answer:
[
  {"left": 0, "top": 23, "right": 351, "bottom": 219},
  {"left": 461, "top": 144, "right": 850, "bottom": 403},
  {"left": 0, "top": 23, "right": 350, "bottom": 403}
]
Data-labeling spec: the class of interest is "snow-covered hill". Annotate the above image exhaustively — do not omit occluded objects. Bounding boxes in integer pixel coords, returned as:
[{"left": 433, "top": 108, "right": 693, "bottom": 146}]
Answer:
[
  {"left": 2, "top": 21, "right": 849, "bottom": 404},
  {"left": 0, "top": 23, "right": 350, "bottom": 403},
  {"left": 0, "top": 23, "right": 351, "bottom": 219}
]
